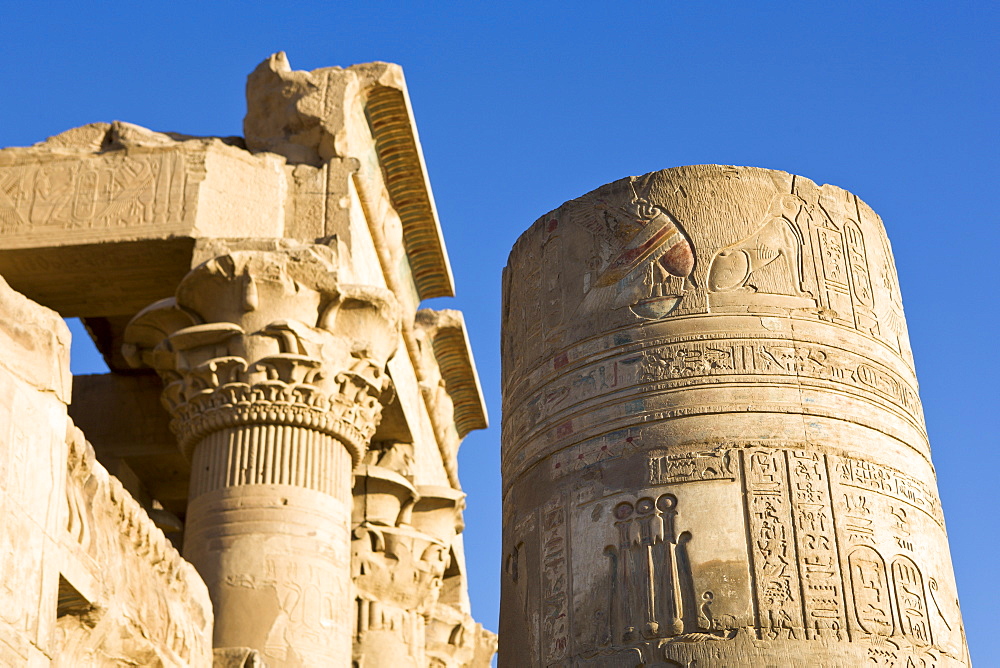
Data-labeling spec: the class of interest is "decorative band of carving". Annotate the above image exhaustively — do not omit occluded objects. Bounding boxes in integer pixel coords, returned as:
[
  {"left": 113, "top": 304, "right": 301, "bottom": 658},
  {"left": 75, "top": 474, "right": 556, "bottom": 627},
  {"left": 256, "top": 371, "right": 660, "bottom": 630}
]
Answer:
[
  {"left": 123, "top": 246, "right": 402, "bottom": 471},
  {"left": 162, "top": 357, "right": 381, "bottom": 464}
]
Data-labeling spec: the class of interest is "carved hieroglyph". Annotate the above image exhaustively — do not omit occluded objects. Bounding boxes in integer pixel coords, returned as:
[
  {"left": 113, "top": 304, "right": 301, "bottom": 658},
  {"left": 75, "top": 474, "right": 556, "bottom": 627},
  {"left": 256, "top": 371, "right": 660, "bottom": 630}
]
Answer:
[
  {"left": 500, "top": 166, "right": 969, "bottom": 667},
  {"left": 124, "top": 244, "right": 400, "bottom": 666}
]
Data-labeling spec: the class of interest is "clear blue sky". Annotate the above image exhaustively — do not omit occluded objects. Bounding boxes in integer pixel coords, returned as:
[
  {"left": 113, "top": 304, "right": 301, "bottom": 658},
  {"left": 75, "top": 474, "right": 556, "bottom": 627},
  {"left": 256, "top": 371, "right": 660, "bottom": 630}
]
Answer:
[{"left": 2, "top": 1, "right": 996, "bottom": 662}]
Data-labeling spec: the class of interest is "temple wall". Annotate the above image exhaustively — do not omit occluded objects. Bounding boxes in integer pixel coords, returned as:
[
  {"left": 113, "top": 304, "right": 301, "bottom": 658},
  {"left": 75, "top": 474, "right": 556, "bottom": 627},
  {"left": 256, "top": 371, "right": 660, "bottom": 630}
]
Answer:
[{"left": 0, "top": 274, "right": 214, "bottom": 667}]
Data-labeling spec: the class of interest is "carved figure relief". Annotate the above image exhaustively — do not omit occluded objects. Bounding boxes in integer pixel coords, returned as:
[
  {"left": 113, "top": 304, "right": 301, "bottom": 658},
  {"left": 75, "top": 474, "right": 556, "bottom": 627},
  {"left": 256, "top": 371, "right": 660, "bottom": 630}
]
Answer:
[
  {"left": 604, "top": 493, "right": 695, "bottom": 642},
  {"left": 567, "top": 181, "right": 695, "bottom": 320},
  {"left": 707, "top": 194, "right": 815, "bottom": 309}
]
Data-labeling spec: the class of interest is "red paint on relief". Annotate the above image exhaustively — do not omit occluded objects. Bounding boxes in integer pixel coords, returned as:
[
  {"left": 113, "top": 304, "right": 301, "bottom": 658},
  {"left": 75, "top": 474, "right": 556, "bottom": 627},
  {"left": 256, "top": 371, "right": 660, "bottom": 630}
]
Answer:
[
  {"left": 553, "top": 352, "right": 569, "bottom": 369},
  {"left": 661, "top": 241, "right": 695, "bottom": 277},
  {"left": 556, "top": 421, "right": 574, "bottom": 438}
]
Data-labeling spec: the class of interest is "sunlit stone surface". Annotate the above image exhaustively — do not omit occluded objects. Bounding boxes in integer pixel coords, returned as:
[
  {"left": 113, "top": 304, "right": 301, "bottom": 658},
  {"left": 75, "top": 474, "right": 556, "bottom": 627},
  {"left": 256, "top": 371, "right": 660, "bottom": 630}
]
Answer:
[
  {"left": 500, "top": 166, "right": 969, "bottom": 667},
  {"left": 0, "top": 53, "right": 494, "bottom": 667}
]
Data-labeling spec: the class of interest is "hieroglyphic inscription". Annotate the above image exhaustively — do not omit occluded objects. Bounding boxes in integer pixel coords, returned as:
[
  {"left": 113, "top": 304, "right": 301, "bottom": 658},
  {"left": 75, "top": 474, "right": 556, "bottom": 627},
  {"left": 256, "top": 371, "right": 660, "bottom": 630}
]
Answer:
[
  {"left": 816, "top": 225, "right": 855, "bottom": 324},
  {"left": 0, "top": 153, "right": 187, "bottom": 235},
  {"left": 511, "top": 333, "right": 924, "bottom": 458},
  {"left": 813, "top": 210, "right": 879, "bottom": 335},
  {"left": 848, "top": 546, "right": 894, "bottom": 637},
  {"left": 787, "top": 451, "right": 846, "bottom": 640},
  {"left": 834, "top": 457, "right": 943, "bottom": 526},
  {"left": 541, "top": 495, "right": 569, "bottom": 663},
  {"left": 743, "top": 449, "right": 803, "bottom": 639},
  {"left": 892, "top": 556, "right": 932, "bottom": 646},
  {"left": 854, "top": 363, "right": 921, "bottom": 416},
  {"left": 648, "top": 449, "right": 735, "bottom": 485},
  {"left": 639, "top": 343, "right": 737, "bottom": 379},
  {"left": 844, "top": 220, "right": 878, "bottom": 336},
  {"left": 842, "top": 492, "right": 877, "bottom": 546},
  {"left": 636, "top": 339, "right": 921, "bottom": 421}
]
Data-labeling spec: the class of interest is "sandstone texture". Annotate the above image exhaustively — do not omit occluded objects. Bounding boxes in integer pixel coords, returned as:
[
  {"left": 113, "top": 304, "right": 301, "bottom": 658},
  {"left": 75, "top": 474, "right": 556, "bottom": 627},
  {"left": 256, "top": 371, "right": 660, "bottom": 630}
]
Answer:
[
  {"left": 0, "top": 53, "right": 493, "bottom": 667},
  {"left": 0, "top": 274, "right": 214, "bottom": 667},
  {"left": 500, "top": 166, "right": 968, "bottom": 667}
]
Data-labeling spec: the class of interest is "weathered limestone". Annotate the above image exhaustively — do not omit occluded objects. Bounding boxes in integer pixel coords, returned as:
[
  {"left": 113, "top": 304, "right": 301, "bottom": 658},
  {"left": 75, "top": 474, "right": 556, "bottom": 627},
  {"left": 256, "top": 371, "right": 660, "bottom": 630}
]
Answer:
[
  {"left": 122, "top": 244, "right": 400, "bottom": 665},
  {"left": 0, "top": 275, "right": 214, "bottom": 667},
  {"left": 501, "top": 166, "right": 968, "bottom": 666},
  {"left": 0, "top": 52, "right": 493, "bottom": 667}
]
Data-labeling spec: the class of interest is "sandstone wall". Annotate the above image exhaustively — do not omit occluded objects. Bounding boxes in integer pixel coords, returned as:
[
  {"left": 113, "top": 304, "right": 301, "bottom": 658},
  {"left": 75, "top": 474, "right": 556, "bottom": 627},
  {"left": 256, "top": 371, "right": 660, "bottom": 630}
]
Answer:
[{"left": 0, "top": 274, "right": 214, "bottom": 667}]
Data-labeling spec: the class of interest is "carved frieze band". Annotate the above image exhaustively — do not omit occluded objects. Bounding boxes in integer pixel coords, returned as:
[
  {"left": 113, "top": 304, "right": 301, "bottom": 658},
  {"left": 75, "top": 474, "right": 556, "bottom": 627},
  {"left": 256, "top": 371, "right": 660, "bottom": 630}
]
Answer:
[
  {"left": 0, "top": 152, "right": 190, "bottom": 237},
  {"left": 509, "top": 334, "right": 921, "bottom": 440},
  {"left": 504, "top": 333, "right": 925, "bottom": 474},
  {"left": 64, "top": 426, "right": 210, "bottom": 663}
]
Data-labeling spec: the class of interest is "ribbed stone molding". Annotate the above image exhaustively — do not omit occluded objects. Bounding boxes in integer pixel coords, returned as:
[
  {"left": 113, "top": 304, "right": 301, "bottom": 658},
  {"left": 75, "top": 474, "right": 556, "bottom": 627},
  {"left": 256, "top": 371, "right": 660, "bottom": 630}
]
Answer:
[
  {"left": 500, "top": 166, "right": 969, "bottom": 667},
  {"left": 124, "top": 244, "right": 400, "bottom": 667}
]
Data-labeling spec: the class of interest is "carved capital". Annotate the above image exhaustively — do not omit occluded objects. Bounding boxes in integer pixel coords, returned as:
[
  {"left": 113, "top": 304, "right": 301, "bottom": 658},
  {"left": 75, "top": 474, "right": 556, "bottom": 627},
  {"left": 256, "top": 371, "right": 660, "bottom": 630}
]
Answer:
[{"left": 123, "top": 245, "right": 400, "bottom": 465}]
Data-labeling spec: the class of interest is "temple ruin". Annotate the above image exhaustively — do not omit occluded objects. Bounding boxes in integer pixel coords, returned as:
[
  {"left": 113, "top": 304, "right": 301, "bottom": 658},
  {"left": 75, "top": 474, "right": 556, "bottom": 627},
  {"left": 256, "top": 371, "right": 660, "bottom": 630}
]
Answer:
[
  {"left": 0, "top": 54, "right": 495, "bottom": 667},
  {"left": 0, "top": 50, "right": 972, "bottom": 668},
  {"left": 500, "top": 166, "right": 969, "bottom": 666}
]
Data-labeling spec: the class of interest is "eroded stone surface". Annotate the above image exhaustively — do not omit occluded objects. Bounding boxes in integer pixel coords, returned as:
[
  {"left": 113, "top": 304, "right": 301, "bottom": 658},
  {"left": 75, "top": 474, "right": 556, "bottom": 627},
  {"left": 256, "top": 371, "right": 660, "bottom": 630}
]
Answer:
[
  {"left": 1, "top": 53, "right": 493, "bottom": 667},
  {"left": 0, "top": 275, "right": 213, "bottom": 667},
  {"left": 500, "top": 166, "right": 968, "bottom": 667}
]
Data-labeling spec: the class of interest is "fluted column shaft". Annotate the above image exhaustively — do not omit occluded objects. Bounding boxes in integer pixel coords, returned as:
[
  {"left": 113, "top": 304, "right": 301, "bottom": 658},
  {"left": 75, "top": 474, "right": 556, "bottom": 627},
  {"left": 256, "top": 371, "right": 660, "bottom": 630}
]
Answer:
[
  {"left": 124, "top": 246, "right": 400, "bottom": 667},
  {"left": 184, "top": 425, "right": 354, "bottom": 665}
]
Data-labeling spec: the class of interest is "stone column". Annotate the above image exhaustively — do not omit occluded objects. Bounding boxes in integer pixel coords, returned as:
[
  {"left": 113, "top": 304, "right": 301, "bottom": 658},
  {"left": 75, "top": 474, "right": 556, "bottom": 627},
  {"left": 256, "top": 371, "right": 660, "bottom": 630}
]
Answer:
[
  {"left": 500, "top": 167, "right": 969, "bottom": 667},
  {"left": 124, "top": 245, "right": 399, "bottom": 667}
]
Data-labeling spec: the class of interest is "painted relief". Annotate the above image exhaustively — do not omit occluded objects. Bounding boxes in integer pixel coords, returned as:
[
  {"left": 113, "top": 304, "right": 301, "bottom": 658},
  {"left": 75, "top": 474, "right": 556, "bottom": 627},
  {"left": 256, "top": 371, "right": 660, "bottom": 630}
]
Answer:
[{"left": 567, "top": 180, "right": 695, "bottom": 320}]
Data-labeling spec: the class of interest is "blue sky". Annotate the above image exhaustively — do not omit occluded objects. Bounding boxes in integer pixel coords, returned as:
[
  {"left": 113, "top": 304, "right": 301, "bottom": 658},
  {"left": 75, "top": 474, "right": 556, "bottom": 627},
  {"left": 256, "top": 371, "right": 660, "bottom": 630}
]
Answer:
[{"left": 2, "top": 1, "right": 997, "bottom": 662}]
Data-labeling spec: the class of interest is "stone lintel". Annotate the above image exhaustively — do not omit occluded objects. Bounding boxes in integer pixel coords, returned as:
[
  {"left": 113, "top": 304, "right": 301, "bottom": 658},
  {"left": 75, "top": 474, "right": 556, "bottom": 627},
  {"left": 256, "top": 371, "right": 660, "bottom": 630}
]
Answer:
[{"left": 243, "top": 52, "right": 455, "bottom": 302}]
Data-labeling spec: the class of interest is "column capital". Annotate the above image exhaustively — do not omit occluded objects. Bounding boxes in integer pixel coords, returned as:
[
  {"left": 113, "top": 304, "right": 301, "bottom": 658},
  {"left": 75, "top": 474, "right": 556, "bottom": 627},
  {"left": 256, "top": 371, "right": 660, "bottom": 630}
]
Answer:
[{"left": 123, "top": 244, "right": 400, "bottom": 465}]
